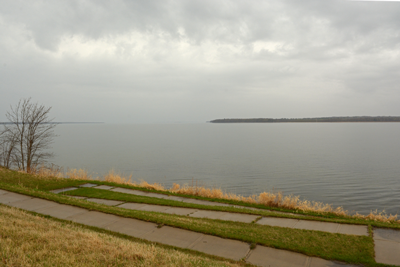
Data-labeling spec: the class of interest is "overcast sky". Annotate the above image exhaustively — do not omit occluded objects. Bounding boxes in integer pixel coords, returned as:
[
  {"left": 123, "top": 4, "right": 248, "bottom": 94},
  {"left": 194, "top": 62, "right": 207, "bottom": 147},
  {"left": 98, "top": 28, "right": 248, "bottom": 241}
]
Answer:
[{"left": 1, "top": 0, "right": 399, "bottom": 123}]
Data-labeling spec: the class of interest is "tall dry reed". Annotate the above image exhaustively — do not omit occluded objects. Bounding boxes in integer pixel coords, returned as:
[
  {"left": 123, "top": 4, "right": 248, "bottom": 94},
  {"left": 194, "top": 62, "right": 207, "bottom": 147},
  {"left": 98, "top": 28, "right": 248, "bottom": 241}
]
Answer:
[
  {"left": 28, "top": 164, "right": 64, "bottom": 179},
  {"left": 65, "top": 168, "right": 93, "bottom": 180}
]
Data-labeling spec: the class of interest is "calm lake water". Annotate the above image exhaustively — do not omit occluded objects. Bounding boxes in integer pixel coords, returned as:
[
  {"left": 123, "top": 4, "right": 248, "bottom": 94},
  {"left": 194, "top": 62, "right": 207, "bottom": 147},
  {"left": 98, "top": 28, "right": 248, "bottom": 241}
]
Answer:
[{"left": 51, "top": 123, "right": 400, "bottom": 215}]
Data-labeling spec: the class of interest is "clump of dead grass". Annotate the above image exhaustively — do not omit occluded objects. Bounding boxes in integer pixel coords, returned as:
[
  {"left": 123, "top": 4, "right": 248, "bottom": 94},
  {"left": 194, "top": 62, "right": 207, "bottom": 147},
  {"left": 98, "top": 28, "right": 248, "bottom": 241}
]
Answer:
[
  {"left": 104, "top": 169, "right": 131, "bottom": 184},
  {"left": 0, "top": 205, "right": 240, "bottom": 267},
  {"left": 23, "top": 164, "right": 65, "bottom": 179},
  {"left": 102, "top": 169, "right": 165, "bottom": 191},
  {"left": 65, "top": 168, "right": 93, "bottom": 180},
  {"left": 27, "top": 165, "right": 94, "bottom": 180},
  {"left": 353, "top": 210, "right": 399, "bottom": 224}
]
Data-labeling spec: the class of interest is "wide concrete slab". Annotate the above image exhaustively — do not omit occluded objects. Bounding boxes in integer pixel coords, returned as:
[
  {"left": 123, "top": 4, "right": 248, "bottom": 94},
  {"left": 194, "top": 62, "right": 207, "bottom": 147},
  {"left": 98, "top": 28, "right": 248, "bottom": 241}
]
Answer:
[
  {"left": 130, "top": 190, "right": 152, "bottom": 196},
  {"left": 35, "top": 204, "right": 88, "bottom": 219},
  {"left": 79, "top": 183, "right": 97, "bottom": 188},
  {"left": 189, "top": 210, "right": 224, "bottom": 220},
  {"left": 105, "top": 217, "right": 158, "bottom": 238},
  {"left": 86, "top": 198, "right": 124, "bottom": 206},
  {"left": 337, "top": 224, "right": 368, "bottom": 236},
  {"left": 145, "top": 226, "right": 204, "bottom": 248},
  {"left": 94, "top": 185, "right": 114, "bottom": 190},
  {"left": 247, "top": 246, "right": 308, "bottom": 267},
  {"left": 190, "top": 235, "right": 250, "bottom": 261},
  {"left": 166, "top": 196, "right": 187, "bottom": 202},
  {"left": 219, "top": 212, "right": 259, "bottom": 223},
  {"left": 163, "top": 207, "right": 197, "bottom": 216},
  {"left": 138, "top": 204, "right": 170, "bottom": 213},
  {"left": 0, "top": 189, "right": 8, "bottom": 195},
  {"left": 374, "top": 228, "right": 400, "bottom": 242},
  {"left": 374, "top": 239, "right": 400, "bottom": 265},
  {"left": 256, "top": 217, "right": 299, "bottom": 228},
  {"left": 208, "top": 202, "right": 231, "bottom": 207},
  {"left": 293, "top": 220, "right": 339, "bottom": 234},
  {"left": 68, "top": 211, "right": 122, "bottom": 227},
  {"left": 190, "top": 210, "right": 258, "bottom": 223},
  {"left": 110, "top": 187, "right": 134, "bottom": 194},
  {"left": 118, "top": 202, "right": 149, "bottom": 210},
  {"left": 145, "top": 192, "right": 169, "bottom": 199},
  {"left": 0, "top": 192, "right": 33, "bottom": 204},
  {"left": 50, "top": 187, "right": 79, "bottom": 194},
  {"left": 271, "top": 210, "right": 306, "bottom": 217},
  {"left": 8, "top": 198, "right": 59, "bottom": 211}
]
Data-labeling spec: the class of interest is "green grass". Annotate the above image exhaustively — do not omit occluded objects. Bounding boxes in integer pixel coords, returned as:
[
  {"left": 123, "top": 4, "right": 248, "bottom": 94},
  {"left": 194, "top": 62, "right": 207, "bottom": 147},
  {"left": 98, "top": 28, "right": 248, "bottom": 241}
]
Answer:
[{"left": 0, "top": 168, "right": 90, "bottom": 190}]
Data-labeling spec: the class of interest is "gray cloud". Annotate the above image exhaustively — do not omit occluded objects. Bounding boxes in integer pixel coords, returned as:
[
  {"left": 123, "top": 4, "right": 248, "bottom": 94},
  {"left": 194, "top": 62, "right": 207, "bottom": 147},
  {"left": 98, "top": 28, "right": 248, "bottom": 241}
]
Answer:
[{"left": 1, "top": 0, "right": 400, "bottom": 123}]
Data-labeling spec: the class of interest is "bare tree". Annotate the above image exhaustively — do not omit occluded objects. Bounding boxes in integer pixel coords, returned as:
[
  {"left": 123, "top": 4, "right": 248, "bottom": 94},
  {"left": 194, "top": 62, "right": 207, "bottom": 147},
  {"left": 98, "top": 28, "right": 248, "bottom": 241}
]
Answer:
[
  {"left": 0, "top": 98, "right": 57, "bottom": 173},
  {"left": 0, "top": 126, "right": 18, "bottom": 168}
]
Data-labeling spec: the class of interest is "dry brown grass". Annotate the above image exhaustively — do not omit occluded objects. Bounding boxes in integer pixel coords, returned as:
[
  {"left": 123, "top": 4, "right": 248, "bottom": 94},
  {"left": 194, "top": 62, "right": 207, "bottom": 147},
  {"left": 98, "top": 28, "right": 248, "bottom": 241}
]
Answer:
[
  {"left": 103, "top": 169, "right": 166, "bottom": 191},
  {"left": 353, "top": 210, "right": 399, "bottom": 224},
  {"left": 25, "top": 166, "right": 400, "bottom": 223},
  {"left": 0, "top": 205, "right": 240, "bottom": 267},
  {"left": 65, "top": 168, "right": 94, "bottom": 180},
  {"left": 29, "top": 165, "right": 94, "bottom": 180},
  {"left": 20, "top": 164, "right": 65, "bottom": 180}
]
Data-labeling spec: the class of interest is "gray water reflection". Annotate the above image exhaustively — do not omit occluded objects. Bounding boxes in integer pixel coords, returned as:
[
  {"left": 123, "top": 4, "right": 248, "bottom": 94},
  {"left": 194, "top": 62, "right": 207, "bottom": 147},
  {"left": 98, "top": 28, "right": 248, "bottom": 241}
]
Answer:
[{"left": 51, "top": 123, "right": 400, "bottom": 215}]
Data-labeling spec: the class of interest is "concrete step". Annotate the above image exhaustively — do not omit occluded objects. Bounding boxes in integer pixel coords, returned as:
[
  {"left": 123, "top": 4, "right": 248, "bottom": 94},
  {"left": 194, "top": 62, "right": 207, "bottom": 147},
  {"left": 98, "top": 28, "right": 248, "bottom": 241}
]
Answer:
[{"left": 373, "top": 228, "right": 400, "bottom": 265}]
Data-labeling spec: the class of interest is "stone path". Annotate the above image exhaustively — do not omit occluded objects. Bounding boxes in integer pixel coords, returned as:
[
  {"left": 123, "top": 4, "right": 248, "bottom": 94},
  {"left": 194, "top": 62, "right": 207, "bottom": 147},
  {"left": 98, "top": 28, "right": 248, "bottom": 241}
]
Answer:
[
  {"left": 0, "top": 188, "right": 360, "bottom": 267},
  {"left": 55, "top": 184, "right": 369, "bottom": 236},
  {"left": 374, "top": 228, "right": 400, "bottom": 265}
]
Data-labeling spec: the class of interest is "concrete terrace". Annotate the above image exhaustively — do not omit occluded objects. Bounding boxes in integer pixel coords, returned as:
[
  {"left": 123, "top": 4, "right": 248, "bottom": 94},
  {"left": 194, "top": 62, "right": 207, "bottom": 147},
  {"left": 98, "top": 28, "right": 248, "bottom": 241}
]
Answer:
[
  {"left": 1, "top": 184, "right": 399, "bottom": 266},
  {"left": 55, "top": 183, "right": 369, "bottom": 236}
]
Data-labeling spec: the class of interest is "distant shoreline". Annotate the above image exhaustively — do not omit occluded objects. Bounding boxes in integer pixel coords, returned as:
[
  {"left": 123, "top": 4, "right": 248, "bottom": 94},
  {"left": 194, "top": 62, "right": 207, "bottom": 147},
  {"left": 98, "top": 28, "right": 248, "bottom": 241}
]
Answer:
[{"left": 209, "top": 116, "right": 400, "bottom": 123}]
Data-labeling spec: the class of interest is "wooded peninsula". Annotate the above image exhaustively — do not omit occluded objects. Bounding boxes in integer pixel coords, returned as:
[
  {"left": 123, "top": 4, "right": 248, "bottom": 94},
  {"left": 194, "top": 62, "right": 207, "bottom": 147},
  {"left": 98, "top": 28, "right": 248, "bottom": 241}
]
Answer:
[{"left": 209, "top": 116, "right": 400, "bottom": 123}]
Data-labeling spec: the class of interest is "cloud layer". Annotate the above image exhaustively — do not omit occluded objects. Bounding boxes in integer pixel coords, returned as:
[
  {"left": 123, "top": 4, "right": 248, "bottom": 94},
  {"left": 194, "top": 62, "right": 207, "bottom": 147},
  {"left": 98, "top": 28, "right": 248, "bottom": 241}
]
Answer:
[{"left": 1, "top": 0, "right": 400, "bottom": 122}]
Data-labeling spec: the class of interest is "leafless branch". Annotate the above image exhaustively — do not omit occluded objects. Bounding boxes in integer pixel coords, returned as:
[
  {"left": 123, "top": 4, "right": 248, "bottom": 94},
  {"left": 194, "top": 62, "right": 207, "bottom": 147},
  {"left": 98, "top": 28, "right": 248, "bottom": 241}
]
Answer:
[{"left": 0, "top": 98, "right": 57, "bottom": 172}]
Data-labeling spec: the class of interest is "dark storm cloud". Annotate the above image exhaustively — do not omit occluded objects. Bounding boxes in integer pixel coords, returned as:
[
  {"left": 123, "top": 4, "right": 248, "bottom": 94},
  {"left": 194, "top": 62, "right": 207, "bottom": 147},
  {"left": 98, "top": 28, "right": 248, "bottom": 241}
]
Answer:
[{"left": 0, "top": 0, "right": 400, "bottom": 122}]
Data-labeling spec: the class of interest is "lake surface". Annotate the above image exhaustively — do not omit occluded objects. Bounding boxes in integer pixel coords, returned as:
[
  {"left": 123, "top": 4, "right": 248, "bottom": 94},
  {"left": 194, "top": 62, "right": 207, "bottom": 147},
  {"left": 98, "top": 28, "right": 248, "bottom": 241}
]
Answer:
[{"left": 51, "top": 123, "right": 400, "bottom": 215}]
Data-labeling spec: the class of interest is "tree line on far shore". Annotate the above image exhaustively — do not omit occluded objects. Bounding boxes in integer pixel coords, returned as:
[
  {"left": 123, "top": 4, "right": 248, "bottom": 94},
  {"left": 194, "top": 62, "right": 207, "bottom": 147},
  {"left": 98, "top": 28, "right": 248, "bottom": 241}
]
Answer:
[{"left": 209, "top": 116, "right": 400, "bottom": 123}]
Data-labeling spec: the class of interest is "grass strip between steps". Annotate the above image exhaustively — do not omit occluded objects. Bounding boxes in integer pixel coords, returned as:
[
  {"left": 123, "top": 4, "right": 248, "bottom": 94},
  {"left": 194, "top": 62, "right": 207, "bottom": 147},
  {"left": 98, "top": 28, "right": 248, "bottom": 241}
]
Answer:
[{"left": 0, "top": 182, "right": 377, "bottom": 266}]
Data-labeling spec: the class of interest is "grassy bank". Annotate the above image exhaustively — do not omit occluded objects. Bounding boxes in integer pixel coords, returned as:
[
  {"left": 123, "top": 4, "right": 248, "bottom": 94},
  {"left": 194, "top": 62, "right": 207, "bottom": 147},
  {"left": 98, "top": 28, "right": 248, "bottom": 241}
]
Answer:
[
  {"left": 1, "top": 166, "right": 399, "bottom": 226},
  {"left": 40, "top": 167, "right": 400, "bottom": 223},
  {"left": 0, "top": 167, "right": 385, "bottom": 266}
]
